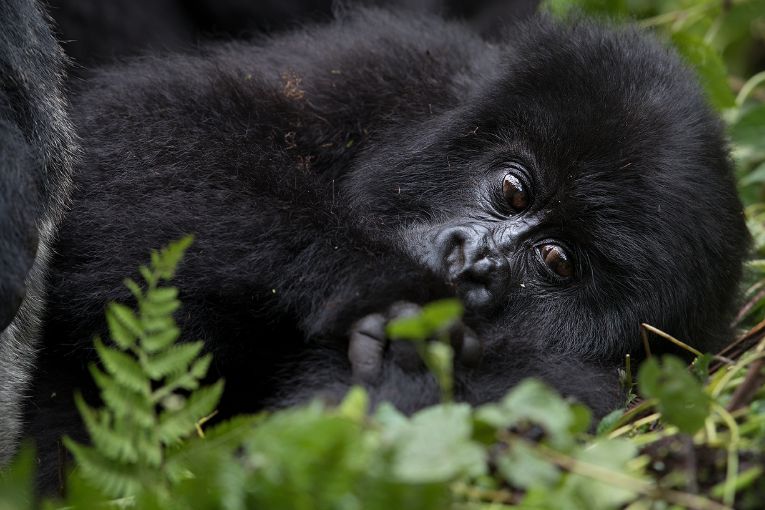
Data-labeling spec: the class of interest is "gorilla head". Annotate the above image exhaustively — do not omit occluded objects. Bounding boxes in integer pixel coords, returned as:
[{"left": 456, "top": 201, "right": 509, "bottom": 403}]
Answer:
[{"left": 344, "top": 19, "right": 747, "bottom": 365}]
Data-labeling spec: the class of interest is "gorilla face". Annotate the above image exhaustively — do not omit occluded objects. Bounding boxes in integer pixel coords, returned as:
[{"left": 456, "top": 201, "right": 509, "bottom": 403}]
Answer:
[{"left": 348, "top": 20, "right": 748, "bottom": 361}]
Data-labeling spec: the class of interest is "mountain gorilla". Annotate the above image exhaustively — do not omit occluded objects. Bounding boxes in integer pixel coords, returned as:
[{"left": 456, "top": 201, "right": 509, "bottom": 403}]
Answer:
[
  {"left": 0, "top": 0, "right": 75, "bottom": 465},
  {"left": 0, "top": 2, "right": 749, "bottom": 491}
]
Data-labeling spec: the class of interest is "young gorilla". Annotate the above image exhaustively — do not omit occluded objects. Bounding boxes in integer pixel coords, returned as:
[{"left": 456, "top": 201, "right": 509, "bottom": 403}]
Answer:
[{"left": 21, "top": 8, "right": 748, "bottom": 489}]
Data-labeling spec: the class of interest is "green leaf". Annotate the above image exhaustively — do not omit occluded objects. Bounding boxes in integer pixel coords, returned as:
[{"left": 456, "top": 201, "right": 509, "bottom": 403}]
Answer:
[
  {"left": 142, "top": 325, "right": 182, "bottom": 353},
  {"left": 64, "top": 437, "right": 143, "bottom": 498},
  {"left": 123, "top": 278, "right": 143, "bottom": 299},
  {"left": 595, "top": 408, "right": 625, "bottom": 436},
  {"left": 561, "top": 439, "right": 643, "bottom": 509},
  {"left": 475, "top": 379, "right": 582, "bottom": 449},
  {"left": 497, "top": 441, "right": 560, "bottom": 489},
  {"left": 74, "top": 393, "right": 139, "bottom": 463},
  {"left": 189, "top": 353, "right": 213, "bottom": 380},
  {"left": 142, "top": 342, "right": 204, "bottom": 379},
  {"left": 337, "top": 386, "right": 369, "bottom": 421},
  {"left": 731, "top": 105, "right": 765, "bottom": 153},
  {"left": 140, "top": 298, "right": 181, "bottom": 319},
  {"left": 671, "top": 31, "right": 735, "bottom": 110},
  {"left": 638, "top": 355, "right": 710, "bottom": 434},
  {"left": 146, "top": 287, "right": 179, "bottom": 303},
  {"left": 157, "top": 381, "right": 224, "bottom": 444},
  {"left": 95, "top": 339, "right": 150, "bottom": 395},
  {"left": 740, "top": 161, "right": 765, "bottom": 187},
  {"left": 90, "top": 365, "right": 155, "bottom": 427},
  {"left": 386, "top": 404, "right": 486, "bottom": 483},
  {"left": 386, "top": 315, "right": 429, "bottom": 341},
  {"left": 0, "top": 444, "right": 35, "bottom": 510},
  {"left": 716, "top": 0, "right": 765, "bottom": 51},
  {"left": 420, "top": 299, "right": 462, "bottom": 332},
  {"left": 106, "top": 303, "right": 141, "bottom": 349},
  {"left": 386, "top": 299, "right": 463, "bottom": 341},
  {"left": 153, "top": 235, "right": 194, "bottom": 280}
]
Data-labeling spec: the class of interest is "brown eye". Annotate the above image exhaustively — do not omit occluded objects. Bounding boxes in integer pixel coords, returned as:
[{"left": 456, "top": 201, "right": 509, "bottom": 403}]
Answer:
[
  {"left": 538, "top": 244, "right": 574, "bottom": 278},
  {"left": 502, "top": 173, "right": 529, "bottom": 212}
]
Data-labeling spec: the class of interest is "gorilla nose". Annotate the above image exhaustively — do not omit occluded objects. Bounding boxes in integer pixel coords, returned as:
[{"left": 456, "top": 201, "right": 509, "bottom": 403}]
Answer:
[
  {"left": 436, "top": 225, "right": 510, "bottom": 290},
  {"left": 459, "top": 254, "right": 504, "bottom": 285}
]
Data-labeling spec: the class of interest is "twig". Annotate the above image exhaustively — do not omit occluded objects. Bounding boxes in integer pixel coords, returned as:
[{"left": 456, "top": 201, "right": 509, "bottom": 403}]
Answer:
[
  {"left": 713, "top": 403, "right": 741, "bottom": 507},
  {"left": 641, "top": 323, "right": 734, "bottom": 364},
  {"left": 726, "top": 335, "right": 765, "bottom": 412},
  {"left": 734, "top": 284, "right": 765, "bottom": 325},
  {"left": 642, "top": 327, "right": 652, "bottom": 358}
]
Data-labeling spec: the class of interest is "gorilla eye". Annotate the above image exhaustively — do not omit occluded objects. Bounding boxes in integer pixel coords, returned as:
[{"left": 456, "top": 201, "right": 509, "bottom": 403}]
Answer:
[
  {"left": 502, "top": 173, "right": 529, "bottom": 212},
  {"left": 538, "top": 244, "right": 574, "bottom": 278}
]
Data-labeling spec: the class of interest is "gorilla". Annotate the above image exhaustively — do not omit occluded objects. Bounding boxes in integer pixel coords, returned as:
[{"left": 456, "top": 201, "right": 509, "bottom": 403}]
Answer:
[
  {"left": 45, "top": 0, "right": 539, "bottom": 76},
  {"left": 0, "top": 2, "right": 749, "bottom": 492},
  {"left": 0, "top": 0, "right": 75, "bottom": 465}
]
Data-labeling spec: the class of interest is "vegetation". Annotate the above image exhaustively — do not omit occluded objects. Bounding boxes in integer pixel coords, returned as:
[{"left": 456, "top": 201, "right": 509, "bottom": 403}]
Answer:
[{"left": 2, "top": 0, "right": 765, "bottom": 508}]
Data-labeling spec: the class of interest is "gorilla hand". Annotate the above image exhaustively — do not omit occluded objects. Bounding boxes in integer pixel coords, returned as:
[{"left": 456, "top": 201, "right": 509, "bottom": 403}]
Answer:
[{"left": 348, "top": 301, "right": 482, "bottom": 384}]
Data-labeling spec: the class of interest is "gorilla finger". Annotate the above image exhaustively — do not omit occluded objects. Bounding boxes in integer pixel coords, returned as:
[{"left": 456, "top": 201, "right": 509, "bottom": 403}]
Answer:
[
  {"left": 348, "top": 313, "right": 387, "bottom": 383},
  {"left": 458, "top": 327, "right": 482, "bottom": 368},
  {"left": 448, "top": 320, "right": 465, "bottom": 351},
  {"left": 389, "top": 339, "right": 424, "bottom": 373},
  {"left": 386, "top": 301, "right": 421, "bottom": 320}
]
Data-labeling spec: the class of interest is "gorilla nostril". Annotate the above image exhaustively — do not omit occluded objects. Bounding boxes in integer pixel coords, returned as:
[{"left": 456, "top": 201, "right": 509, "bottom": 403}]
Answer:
[
  {"left": 463, "top": 256, "right": 501, "bottom": 284},
  {"left": 436, "top": 226, "right": 470, "bottom": 278}
]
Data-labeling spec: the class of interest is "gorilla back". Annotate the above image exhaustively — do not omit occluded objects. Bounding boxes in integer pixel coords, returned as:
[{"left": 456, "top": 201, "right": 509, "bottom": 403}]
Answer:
[{"left": 24, "top": 8, "right": 748, "bottom": 486}]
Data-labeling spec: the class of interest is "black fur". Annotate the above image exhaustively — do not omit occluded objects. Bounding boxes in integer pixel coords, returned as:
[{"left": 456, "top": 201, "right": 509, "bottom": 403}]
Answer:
[
  {"left": 0, "top": 0, "right": 75, "bottom": 463},
  {"left": 48, "top": 0, "right": 539, "bottom": 76},
  {"left": 14, "top": 7, "right": 748, "bottom": 490}
]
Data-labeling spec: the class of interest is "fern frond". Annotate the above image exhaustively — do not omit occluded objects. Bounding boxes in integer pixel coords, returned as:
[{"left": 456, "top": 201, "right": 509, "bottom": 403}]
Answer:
[
  {"left": 89, "top": 365, "right": 155, "bottom": 426},
  {"left": 157, "top": 381, "right": 225, "bottom": 444},
  {"left": 95, "top": 339, "right": 150, "bottom": 395},
  {"left": 64, "top": 438, "right": 143, "bottom": 498},
  {"left": 142, "top": 342, "right": 204, "bottom": 380},
  {"left": 75, "top": 394, "right": 139, "bottom": 463}
]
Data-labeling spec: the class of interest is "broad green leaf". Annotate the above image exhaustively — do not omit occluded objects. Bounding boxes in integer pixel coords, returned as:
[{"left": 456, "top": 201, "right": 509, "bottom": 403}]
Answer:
[
  {"left": 497, "top": 441, "right": 560, "bottom": 489},
  {"left": 337, "top": 386, "right": 369, "bottom": 421},
  {"left": 560, "top": 439, "right": 643, "bottom": 509},
  {"left": 387, "top": 315, "right": 428, "bottom": 341},
  {"left": 420, "top": 299, "right": 462, "bottom": 332},
  {"left": 475, "top": 379, "right": 582, "bottom": 449},
  {"left": 638, "top": 355, "right": 710, "bottom": 434},
  {"left": 386, "top": 404, "right": 486, "bottom": 483}
]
